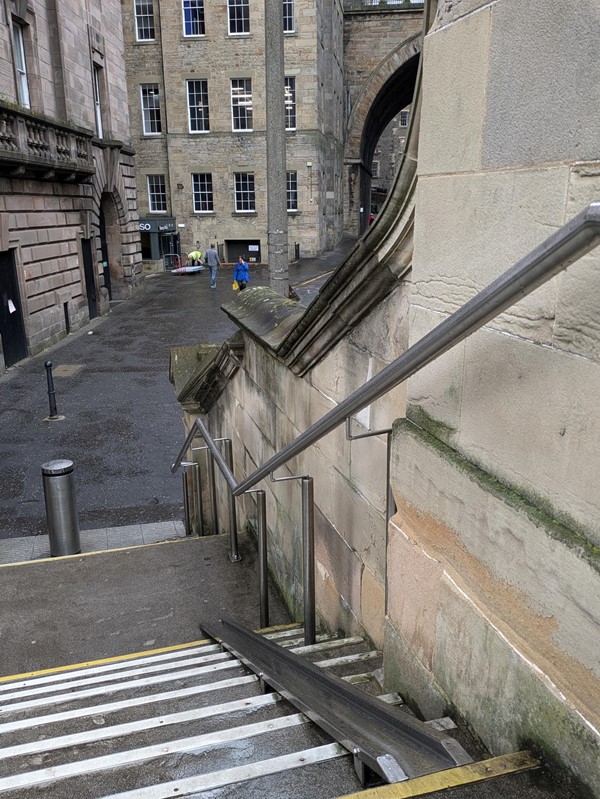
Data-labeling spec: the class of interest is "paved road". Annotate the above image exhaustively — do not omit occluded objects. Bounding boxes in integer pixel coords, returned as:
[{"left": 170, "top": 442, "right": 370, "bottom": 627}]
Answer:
[{"left": 0, "top": 250, "right": 351, "bottom": 540}]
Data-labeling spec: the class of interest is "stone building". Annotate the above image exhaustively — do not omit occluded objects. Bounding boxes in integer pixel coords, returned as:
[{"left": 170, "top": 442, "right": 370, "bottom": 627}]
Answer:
[
  {"left": 121, "top": 0, "right": 345, "bottom": 266},
  {"left": 0, "top": 0, "right": 141, "bottom": 373},
  {"left": 174, "top": 0, "right": 600, "bottom": 794}
]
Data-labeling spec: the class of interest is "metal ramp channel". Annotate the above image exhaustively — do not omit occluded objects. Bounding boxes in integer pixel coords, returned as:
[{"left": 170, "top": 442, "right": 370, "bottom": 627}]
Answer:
[
  {"left": 0, "top": 625, "right": 382, "bottom": 799},
  {"left": 0, "top": 624, "right": 539, "bottom": 799}
]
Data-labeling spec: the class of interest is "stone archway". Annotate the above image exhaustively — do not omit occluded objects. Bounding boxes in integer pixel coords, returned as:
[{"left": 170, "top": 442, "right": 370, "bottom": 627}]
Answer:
[{"left": 344, "top": 36, "right": 421, "bottom": 236}]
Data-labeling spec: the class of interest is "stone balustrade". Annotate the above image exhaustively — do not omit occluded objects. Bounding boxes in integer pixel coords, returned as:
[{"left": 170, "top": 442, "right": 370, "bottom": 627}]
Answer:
[{"left": 0, "top": 103, "right": 95, "bottom": 182}]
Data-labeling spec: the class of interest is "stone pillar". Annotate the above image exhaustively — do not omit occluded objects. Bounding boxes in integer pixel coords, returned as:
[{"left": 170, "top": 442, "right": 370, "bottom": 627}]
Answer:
[{"left": 264, "top": 0, "right": 288, "bottom": 295}]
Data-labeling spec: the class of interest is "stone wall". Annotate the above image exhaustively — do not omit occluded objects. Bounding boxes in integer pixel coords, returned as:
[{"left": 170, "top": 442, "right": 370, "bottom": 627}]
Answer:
[
  {"left": 0, "top": 0, "right": 141, "bottom": 369},
  {"left": 202, "top": 281, "right": 409, "bottom": 646},
  {"left": 197, "top": 0, "right": 600, "bottom": 793},
  {"left": 388, "top": 0, "right": 600, "bottom": 794}
]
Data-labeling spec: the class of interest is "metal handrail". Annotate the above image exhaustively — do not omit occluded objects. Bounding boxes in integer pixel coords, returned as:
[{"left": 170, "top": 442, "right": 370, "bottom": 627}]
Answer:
[
  {"left": 173, "top": 202, "right": 600, "bottom": 497},
  {"left": 171, "top": 201, "right": 600, "bottom": 642},
  {"left": 232, "top": 201, "right": 600, "bottom": 494}
]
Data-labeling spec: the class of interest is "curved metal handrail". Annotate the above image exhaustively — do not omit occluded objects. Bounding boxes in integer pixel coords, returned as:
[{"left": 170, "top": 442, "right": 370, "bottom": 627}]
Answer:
[{"left": 173, "top": 201, "right": 600, "bottom": 495}]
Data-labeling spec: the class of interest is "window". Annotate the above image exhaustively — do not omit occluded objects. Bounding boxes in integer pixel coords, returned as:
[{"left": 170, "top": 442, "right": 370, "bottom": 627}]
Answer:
[
  {"left": 283, "top": 0, "right": 295, "bottom": 32},
  {"left": 234, "top": 172, "right": 255, "bottom": 212},
  {"left": 147, "top": 174, "right": 167, "bottom": 212},
  {"left": 228, "top": 0, "right": 249, "bottom": 34},
  {"left": 231, "top": 78, "right": 252, "bottom": 131},
  {"left": 135, "top": 1, "right": 155, "bottom": 41},
  {"left": 92, "top": 66, "right": 104, "bottom": 138},
  {"left": 284, "top": 76, "right": 296, "bottom": 130},
  {"left": 11, "top": 22, "right": 30, "bottom": 109},
  {"left": 187, "top": 80, "right": 209, "bottom": 132},
  {"left": 286, "top": 171, "right": 298, "bottom": 212},
  {"left": 140, "top": 84, "right": 162, "bottom": 134},
  {"left": 399, "top": 109, "right": 409, "bottom": 127},
  {"left": 183, "top": 0, "right": 205, "bottom": 36},
  {"left": 192, "top": 173, "right": 213, "bottom": 212},
  {"left": 371, "top": 160, "right": 379, "bottom": 179}
]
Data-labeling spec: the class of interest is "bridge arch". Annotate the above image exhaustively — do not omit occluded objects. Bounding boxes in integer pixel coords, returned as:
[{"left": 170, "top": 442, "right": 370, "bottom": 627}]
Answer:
[{"left": 344, "top": 34, "right": 421, "bottom": 236}]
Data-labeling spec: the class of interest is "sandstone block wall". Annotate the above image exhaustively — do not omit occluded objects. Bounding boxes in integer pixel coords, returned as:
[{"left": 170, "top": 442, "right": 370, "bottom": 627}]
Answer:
[
  {"left": 204, "top": 282, "right": 410, "bottom": 648},
  {"left": 0, "top": 1, "right": 140, "bottom": 367},
  {"left": 388, "top": 0, "right": 600, "bottom": 793}
]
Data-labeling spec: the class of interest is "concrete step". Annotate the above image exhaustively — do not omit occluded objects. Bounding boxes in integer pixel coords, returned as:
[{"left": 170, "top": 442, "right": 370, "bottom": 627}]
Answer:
[{"left": 0, "top": 626, "right": 385, "bottom": 799}]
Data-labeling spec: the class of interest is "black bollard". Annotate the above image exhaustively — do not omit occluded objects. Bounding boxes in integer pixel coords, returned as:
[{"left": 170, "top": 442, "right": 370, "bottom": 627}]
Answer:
[{"left": 45, "top": 361, "right": 59, "bottom": 420}]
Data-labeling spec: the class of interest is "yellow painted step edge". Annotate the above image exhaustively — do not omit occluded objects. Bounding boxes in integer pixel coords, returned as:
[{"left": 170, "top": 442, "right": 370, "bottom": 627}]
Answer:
[
  {"left": 334, "top": 751, "right": 540, "bottom": 799},
  {"left": 0, "top": 622, "right": 301, "bottom": 684}
]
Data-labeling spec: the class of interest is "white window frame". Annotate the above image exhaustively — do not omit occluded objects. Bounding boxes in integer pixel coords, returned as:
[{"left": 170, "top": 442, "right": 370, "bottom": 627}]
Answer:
[
  {"left": 399, "top": 109, "right": 409, "bottom": 127},
  {"left": 283, "top": 0, "right": 295, "bottom": 33},
  {"left": 286, "top": 171, "right": 298, "bottom": 212},
  {"left": 135, "top": 0, "right": 155, "bottom": 41},
  {"left": 183, "top": 0, "right": 205, "bottom": 36},
  {"left": 192, "top": 173, "right": 214, "bottom": 213},
  {"left": 284, "top": 76, "right": 296, "bottom": 131},
  {"left": 234, "top": 172, "right": 255, "bottom": 212},
  {"left": 92, "top": 65, "right": 104, "bottom": 138},
  {"left": 147, "top": 174, "right": 167, "bottom": 213},
  {"left": 228, "top": 0, "right": 250, "bottom": 35},
  {"left": 187, "top": 79, "right": 210, "bottom": 133},
  {"left": 11, "top": 21, "right": 30, "bottom": 109},
  {"left": 230, "top": 78, "right": 253, "bottom": 131},
  {"left": 140, "top": 83, "right": 162, "bottom": 135}
]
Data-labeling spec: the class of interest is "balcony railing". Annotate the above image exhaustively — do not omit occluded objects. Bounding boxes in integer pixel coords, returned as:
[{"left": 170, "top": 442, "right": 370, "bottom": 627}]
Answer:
[{"left": 0, "top": 103, "right": 95, "bottom": 182}]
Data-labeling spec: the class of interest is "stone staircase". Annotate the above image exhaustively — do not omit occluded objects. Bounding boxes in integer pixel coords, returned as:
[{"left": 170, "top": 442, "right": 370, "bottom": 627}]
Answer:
[{"left": 0, "top": 625, "right": 398, "bottom": 799}]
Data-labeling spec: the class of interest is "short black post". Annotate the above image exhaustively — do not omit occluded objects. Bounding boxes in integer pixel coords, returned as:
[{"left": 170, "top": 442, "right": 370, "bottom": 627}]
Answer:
[{"left": 45, "top": 361, "right": 59, "bottom": 420}]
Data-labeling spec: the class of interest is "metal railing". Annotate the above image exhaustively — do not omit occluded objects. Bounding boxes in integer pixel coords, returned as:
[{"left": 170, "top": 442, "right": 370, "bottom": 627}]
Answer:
[{"left": 172, "top": 202, "right": 600, "bottom": 643}]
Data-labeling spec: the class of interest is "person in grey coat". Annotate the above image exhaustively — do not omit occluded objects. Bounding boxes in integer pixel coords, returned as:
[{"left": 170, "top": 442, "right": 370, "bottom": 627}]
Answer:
[{"left": 204, "top": 244, "right": 220, "bottom": 288}]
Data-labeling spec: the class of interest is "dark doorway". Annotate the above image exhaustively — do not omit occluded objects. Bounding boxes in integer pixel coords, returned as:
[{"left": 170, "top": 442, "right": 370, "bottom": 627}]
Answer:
[
  {"left": 81, "top": 238, "right": 98, "bottom": 319},
  {"left": 0, "top": 250, "right": 27, "bottom": 368},
  {"left": 226, "top": 240, "right": 261, "bottom": 263},
  {"left": 99, "top": 207, "right": 112, "bottom": 299}
]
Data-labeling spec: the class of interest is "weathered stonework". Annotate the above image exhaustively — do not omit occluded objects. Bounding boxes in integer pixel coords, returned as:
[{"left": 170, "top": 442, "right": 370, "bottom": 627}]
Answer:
[
  {"left": 0, "top": 0, "right": 141, "bottom": 370},
  {"left": 175, "top": 0, "right": 600, "bottom": 793}
]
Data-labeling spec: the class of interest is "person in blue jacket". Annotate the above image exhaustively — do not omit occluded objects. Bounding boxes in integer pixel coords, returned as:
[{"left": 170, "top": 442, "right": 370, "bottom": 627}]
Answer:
[{"left": 233, "top": 256, "right": 250, "bottom": 290}]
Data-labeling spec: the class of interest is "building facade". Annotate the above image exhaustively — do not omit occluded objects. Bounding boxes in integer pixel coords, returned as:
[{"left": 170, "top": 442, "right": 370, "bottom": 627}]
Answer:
[
  {"left": 0, "top": 0, "right": 141, "bottom": 373},
  {"left": 121, "top": 0, "right": 345, "bottom": 266}
]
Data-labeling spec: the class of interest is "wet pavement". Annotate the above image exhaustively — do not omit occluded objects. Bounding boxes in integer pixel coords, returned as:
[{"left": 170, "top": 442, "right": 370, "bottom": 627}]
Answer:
[{"left": 0, "top": 245, "right": 353, "bottom": 541}]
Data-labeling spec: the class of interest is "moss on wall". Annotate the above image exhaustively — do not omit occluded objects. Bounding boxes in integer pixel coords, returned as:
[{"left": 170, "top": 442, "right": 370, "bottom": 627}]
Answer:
[{"left": 395, "top": 417, "right": 600, "bottom": 573}]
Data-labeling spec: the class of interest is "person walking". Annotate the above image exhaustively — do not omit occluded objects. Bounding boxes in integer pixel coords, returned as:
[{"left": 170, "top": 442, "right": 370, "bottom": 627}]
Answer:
[
  {"left": 233, "top": 255, "right": 250, "bottom": 291},
  {"left": 204, "top": 243, "right": 220, "bottom": 289}
]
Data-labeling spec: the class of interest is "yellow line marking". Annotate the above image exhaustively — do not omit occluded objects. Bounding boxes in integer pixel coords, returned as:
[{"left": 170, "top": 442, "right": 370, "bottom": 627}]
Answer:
[
  {"left": 0, "top": 622, "right": 301, "bottom": 683},
  {"left": 0, "top": 536, "right": 201, "bottom": 570},
  {"left": 334, "top": 751, "right": 540, "bottom": 798},
  {"left": 0, "top": 639, "right": 213, "bottom": 684},
  {"left": 255, "top": 622, "right": 302, "bottom": 634},
  {"left": 293, "top": 270, "right": 335, "bottom": 288}
]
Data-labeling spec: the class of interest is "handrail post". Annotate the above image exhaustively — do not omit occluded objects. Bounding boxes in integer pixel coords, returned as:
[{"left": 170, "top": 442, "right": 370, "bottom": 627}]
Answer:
[
  {"left": 256, "top": 489, "right": 269, "bottom": 627},
  {"left": 224, "top": 439, "right": 241, "bottom": 562},
  {"left": 193, "top": 460, "right": 204, "bottom": 536},
  {"left": 301, "top": 476, "right": 316, "bottom": 645},
  {"left": 207, "top": 450, "right": 218, "bottom": 534},
  {"left": 182, "top": 468, "right": 192, "bottom": 535}
]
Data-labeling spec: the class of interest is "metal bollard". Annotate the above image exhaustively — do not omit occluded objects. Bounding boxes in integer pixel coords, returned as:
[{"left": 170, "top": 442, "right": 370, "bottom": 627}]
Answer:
[
  {"left": 41, "top": 459, "right": 81, "bottom": 556},
  {"left": 44, "top": 361, "right": 59, "bottom": 420}
]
